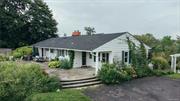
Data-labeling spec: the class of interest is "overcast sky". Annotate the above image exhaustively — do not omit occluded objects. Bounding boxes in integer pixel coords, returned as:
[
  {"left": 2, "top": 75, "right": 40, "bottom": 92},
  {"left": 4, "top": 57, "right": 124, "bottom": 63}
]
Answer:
[{"left": 44, "top": 0, "right": 180, "bottom": 39}]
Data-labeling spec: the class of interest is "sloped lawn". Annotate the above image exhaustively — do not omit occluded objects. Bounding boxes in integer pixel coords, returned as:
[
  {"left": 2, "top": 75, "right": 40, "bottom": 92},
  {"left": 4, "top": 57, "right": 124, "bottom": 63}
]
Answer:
[
  {"left": 165, "top": 73, "right": 180, "bottom": 79},
  {"left": 26, "top": 89, "right": 91, "bottom": 101}
]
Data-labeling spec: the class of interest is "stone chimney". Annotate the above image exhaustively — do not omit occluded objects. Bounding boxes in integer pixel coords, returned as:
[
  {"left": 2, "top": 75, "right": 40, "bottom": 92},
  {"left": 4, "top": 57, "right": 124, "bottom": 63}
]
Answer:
[{"left": 72, "top": 30, "right": 81, "bottom": 36}]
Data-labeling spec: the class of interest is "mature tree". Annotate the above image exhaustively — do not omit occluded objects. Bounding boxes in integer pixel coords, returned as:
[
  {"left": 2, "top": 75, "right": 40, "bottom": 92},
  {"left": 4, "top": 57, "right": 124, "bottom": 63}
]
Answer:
[
  {"left": 154, "top": 36, "right": 175, "bottom": 61},
  {"left": 84, "top": 26, "right": 96, "bottom": 35},
  {"left": 161, "top": 36, "right": 174, "bottom": 51},
  {"left": 176, "top": 35, "right": 180, "bottom": 53},
  {"left": 0, "top": 0, "right": 58, "bottom": 48},
  {"left": 134, "top": 33, "right": 159, "bottom": 48}
]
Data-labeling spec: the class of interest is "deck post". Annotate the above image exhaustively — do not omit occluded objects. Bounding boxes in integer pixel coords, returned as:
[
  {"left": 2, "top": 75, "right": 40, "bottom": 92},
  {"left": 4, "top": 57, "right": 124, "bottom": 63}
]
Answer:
[
  {"left": 171, "top": 55, "right": 174, "bottom": 71},
  {"left": 49, "top": 48, "right": 51, "bottom": 61},
  {"left": 174, "top": 56, "right": 177, "bottom": 73},
  {"left": 95, "top": 52, "right": 99, "bottom": 75}
]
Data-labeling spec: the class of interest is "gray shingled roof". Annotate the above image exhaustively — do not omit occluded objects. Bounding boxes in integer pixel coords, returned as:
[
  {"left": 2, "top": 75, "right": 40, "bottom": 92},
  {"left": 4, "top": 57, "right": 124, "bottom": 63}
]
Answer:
[{"left": 32, "top": 32, "right": 127, "bottom": 51}]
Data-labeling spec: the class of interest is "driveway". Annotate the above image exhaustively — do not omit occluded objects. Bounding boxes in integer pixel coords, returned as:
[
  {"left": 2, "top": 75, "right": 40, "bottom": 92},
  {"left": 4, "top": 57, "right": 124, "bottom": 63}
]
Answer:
[{"left": 84, "top": 77, "right": 180, "bottom": 101}]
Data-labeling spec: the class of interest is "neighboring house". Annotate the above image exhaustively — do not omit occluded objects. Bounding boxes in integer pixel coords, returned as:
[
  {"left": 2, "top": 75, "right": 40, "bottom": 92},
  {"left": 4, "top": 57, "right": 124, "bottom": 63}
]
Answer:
[
  {"left": 32, "top": 32, "right": 151, "bottom": 74},
  {"left": 0, "top": 48, "right": 12, "bottom": 55}
]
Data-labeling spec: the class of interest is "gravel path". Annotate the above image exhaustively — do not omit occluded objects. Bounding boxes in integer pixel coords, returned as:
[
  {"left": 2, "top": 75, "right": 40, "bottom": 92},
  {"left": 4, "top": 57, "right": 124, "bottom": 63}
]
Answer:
[{"left": 84, "top": 77, "right": 180, "bottom": 101}]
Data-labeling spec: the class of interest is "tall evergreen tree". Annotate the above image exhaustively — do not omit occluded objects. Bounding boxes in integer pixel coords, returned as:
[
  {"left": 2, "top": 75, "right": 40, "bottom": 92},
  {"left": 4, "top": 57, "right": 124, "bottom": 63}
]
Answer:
[{"left": 0, "top": 0, "right": 58, "bottom": 48}]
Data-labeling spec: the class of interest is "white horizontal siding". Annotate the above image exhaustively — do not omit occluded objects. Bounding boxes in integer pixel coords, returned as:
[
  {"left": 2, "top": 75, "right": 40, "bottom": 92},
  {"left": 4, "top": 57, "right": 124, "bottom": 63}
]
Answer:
[{"left": 93, "top": 33, "right": 150, "bottom": 62}]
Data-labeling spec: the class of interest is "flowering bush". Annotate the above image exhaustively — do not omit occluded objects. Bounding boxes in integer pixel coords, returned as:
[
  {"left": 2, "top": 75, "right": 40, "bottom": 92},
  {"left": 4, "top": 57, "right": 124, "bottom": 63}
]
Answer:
[{"left": 48, "top": 61, "right": 61, "bottom": 68}]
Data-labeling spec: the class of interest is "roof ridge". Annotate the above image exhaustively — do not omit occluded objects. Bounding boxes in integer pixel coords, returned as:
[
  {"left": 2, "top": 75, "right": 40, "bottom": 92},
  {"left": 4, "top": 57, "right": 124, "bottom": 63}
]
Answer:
[
  {"left": 32, "top": 32, "right": 128, "bottom": 51},
  {"left": 58, "top": 32, "right": 127, "bottom": 38}
]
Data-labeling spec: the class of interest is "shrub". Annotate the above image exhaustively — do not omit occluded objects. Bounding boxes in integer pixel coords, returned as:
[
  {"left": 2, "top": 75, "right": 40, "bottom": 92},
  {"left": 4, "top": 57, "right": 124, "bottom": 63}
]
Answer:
[
  {"left": 134, "top": 67, "right": 153, "bottom": 78},
  {"left": 98, "top": 64, "right": 121, "bottom": 84},
  {"left": 152, "top": 56, "right": 169, "bottom": 70},
  {"left": 153, "top": 70, "right": 174, "bottom": 76},
  {"left": 119, "top": 69, "right": 132, "bottom": 81},
  {"left": 177, "top": 61, "right": 180, "bottom": 70},
  {"left": 123, "top": 67, "right": 137, "bottom": 78},
  {"left": 50, "top": 57, "right": 59, "bottom": 61},
  {"left": 48, "top": 61, "right": 61, "bottom": 68},
  {"left": 0, "top": 62, "right": 59, "bottom": 101},
  {"left": 60, "top": 59, "right": 72, "bottom": 69},
  {"left": 0, "top": 55, "right": 8, "bottom": 62},
  {"left": 98, "top": 63, "right": 131, "bottom": 84},
  {"left": 11, "top": 46, "right": 32, "bottom": 58}
]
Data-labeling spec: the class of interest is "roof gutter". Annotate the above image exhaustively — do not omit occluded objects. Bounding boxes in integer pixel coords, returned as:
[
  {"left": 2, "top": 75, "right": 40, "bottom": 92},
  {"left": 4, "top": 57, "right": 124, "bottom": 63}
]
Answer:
[{"left": 32, "top": 46, "right": 93, "bottom": 52}]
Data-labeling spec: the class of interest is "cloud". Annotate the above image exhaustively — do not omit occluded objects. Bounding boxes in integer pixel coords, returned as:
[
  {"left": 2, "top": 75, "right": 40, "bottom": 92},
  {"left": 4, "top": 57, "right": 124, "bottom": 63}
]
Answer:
[{"left": 44, "top": 0, "right": 180, "bottom": 39}]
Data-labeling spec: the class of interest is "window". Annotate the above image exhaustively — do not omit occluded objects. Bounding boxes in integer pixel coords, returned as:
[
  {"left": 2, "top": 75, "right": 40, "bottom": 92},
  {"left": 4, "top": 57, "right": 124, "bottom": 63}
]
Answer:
[
  {"left": 50, "top": 49, "right": 54, "bottom": 53},
  {"left": 45, "top": 48, "right": 49, "bottom": 51},
  {"left": 102, "top": 53, "right": 105, "bottom": 62},
  {"left": 94, "top": 53, "right": 96, "bottom": 62},
  {"left": 65, "top": 50, "right": 68, "bottom": 56},
  {"left": 102, "top": 53, "right": 109, "bottom": 63},
  {"left": 98, "top": 53, "right": 100, "bottom": 61},
  {"left": 122, "top": 51, "right": 129, "bottom": 63},
  {"left": 124, "top": 52, "right": 128, "bottom": 62},
  {"left": 89, "top": 53, "right": 92, "bottom": 59},
  {"left": 106, "top": 53, "right": 109, "bottom": 63},
  {"left": 57, "top": 50, "right": 66, "bottom": 57},
  {"left": 61, "top": 50, "right": 64, "bottom": 56}
]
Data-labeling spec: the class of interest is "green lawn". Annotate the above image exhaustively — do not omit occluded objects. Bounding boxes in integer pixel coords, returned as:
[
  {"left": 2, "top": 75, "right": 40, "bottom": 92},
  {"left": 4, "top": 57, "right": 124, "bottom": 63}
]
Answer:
[
  {"left": 165, "top": 73, "right": 180, "bottom": 79},
  {"left": 25, "top": 89, "right": 91, "bottom": 101}
]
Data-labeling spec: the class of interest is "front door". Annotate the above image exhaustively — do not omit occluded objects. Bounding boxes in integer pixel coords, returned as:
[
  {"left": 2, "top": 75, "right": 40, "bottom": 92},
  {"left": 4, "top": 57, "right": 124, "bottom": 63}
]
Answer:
[{"left": 82, "top": 52, "right": 86, "bottom": 65}]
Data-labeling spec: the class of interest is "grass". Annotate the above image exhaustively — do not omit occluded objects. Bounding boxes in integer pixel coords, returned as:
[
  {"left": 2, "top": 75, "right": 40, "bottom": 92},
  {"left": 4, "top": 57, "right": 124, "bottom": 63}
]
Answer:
[
  {"left": 165, "top": 73, "right": 180, "bottom": 79},
  {"left": 25, "top": 89, "right": 91, "bottom": 101}
]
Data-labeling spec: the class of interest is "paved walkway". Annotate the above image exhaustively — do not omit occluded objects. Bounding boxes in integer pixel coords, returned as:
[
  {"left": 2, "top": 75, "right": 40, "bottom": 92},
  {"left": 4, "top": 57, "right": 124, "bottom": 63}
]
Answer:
[{"left": 84, "top": 77, "right": 180, "bottom": 101}]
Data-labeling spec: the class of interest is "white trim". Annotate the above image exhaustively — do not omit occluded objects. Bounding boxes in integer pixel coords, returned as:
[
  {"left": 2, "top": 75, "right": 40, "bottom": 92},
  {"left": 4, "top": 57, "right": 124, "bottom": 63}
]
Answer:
[{"left": 170, "top": 54, "right": 180, "bottom": 57}]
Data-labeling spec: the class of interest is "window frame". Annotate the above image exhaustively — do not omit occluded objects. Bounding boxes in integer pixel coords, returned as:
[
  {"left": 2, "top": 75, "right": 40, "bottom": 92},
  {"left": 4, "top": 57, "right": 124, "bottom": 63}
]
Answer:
[{"left": 50, "top": 49, "right": 54, "bottom": 53}]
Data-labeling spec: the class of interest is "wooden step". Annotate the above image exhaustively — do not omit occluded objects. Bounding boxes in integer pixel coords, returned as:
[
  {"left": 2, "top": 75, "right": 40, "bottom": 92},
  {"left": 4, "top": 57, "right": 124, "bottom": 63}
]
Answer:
[{"left": 62, "top": 81, "right": 101, "bottom": 89}]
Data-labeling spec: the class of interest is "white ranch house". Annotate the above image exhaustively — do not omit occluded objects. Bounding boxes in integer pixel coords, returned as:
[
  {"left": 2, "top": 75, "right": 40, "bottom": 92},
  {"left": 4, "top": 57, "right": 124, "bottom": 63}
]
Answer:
[{"left": 32, "top": 32, "right": 151, "bottom": 74}]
